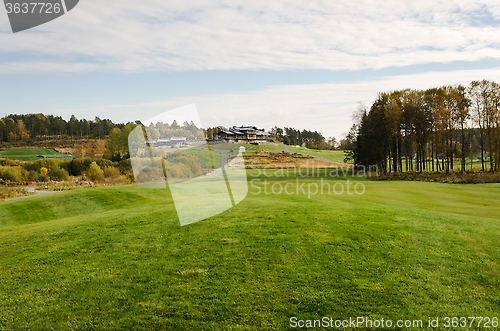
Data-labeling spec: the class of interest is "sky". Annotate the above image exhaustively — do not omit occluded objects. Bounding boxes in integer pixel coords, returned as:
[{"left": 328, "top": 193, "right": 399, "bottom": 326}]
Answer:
[{"left": 1, "top": 0, "right": 500, "bottom": 139}]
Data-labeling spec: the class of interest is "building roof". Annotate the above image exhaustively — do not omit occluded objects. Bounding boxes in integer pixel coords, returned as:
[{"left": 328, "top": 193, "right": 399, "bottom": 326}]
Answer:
[
  {"left": 218, "top": 126, "right": 270, "bottom": 139},
  {"left": 235, "top": 126, "right": 258, "bottom": 131}
]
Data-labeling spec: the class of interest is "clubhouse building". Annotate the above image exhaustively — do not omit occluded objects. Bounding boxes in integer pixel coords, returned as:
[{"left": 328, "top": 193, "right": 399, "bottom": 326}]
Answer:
[{"left": 218, "top": 126, "right": 272, "bottom": 144}]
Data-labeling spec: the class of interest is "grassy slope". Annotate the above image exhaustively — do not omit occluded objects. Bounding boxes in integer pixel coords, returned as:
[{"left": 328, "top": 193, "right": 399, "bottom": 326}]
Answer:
[
  {"left": 0, "top": 148, "right": 60, "bottom": 161},
  {"left": 1, "top": 175, "right": 499, "bottom": 329}
]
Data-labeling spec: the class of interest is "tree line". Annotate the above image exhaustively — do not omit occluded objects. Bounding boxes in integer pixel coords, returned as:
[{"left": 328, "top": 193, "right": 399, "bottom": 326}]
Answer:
[
  {"left": 1, "top": 113, "right": 340, "bottom": 155},
  {"left": 270, "top": 126, "right": 336, "bottom": 150},
  {"left": 0, "top": 113, "right": 129, "bottom": 142},
  {"left": 0, "top": 113, "right": 208, "bottom": 163},
  {"left": 350, "top": 80, "right": 500, "bottom": 174},
  {"left": 100, "top": 120, "right": 204, "bottom": 161}
]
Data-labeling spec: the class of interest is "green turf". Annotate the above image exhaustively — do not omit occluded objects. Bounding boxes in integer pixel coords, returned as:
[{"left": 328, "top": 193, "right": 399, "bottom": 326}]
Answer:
[
  {"left": 208, "top": 142, "right": 252, "bottom": 150},
  {"left": 0, "top": 173, "right": 499, "bottom": 329},
  {"left": 0, "top": 148, "right": 61, "bottom": 161}
]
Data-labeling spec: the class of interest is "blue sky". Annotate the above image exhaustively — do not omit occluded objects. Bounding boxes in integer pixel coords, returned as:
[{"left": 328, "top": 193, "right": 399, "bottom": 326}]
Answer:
[{"left": 1, "top": 0, "right": 500, "bottom": 139}]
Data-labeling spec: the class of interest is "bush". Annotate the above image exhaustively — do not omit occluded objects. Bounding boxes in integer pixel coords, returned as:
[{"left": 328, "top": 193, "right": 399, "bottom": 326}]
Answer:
[
  {"left": 0, "top": 168, "right": 20, "bottom": 182},
  {"left": 39, "top": 174, "right": 49, "bottom": 182},
  {"left": 0, "top": 158, "right": 23, "bottom": 167},
  {"left": 48, "top": 165, "right": 69, "bottom": 181},
  {"left": 118, "top": 158, "right": 132, "bottom": 171},
  {"left": 0, "top": 186, "right": 27, "bottom": 199},
  {"left": 96, "top": 158, "right": 114, "bottom": 169},
  {"left": 67, "top": 158, "right": 87, "bottom": 176},
  {"left": 67, "top": 158, "right": 115, "bottom": 176},
  {"left": 18, "top": 169, "right": 29, "bottom": 181},
  {"left": 103, "top": 166, "right": 122, "bottom": 178},
  {"left": 87, "top": 162, "right": 104, "bottom": 182},
  {"left": 28, "top": 170, "right": 40, "bottom": 182},
  {"left": 26, "top": 159, "right": 61, "bottom": 172}
]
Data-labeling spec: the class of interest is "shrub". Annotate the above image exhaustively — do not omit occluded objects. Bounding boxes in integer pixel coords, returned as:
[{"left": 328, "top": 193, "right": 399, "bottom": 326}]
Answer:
[
  {"left": 0, "top": 168, "right": 20, "bottom": 182},
  {"left": 28, "top": 170, "right": 40, "bottom": 182},
  {"left": 0, "top": 158, "right": 22, "bottom": 167},
  {"left": 67, "top": 158, "right": 115, "bottom": 176},
  {"left": 48, "top": 165, "right": 69, "bottom": 181},
  {"left": 40, "top": 167, "right": 48, "bottom": 176},
  {"left": 87, "top": 161, "right": 104, "bottom": 182},
  {"left": 39, "top": 174, "right": 49, "bottom": 182},
  {"left": 67, "top": 158, "right": 87, "bottom": 176},
  {"left": 103, "top": 166, "right": 122, "bottom": 178},
  {"left": 26, "top": 159, "right": 60, "bottom": 172},
  {"left": 96, "top": 158, "right": 114, "bottom": 169},
  {"left": 0, "top": 186, "right": 27, "bottom": 199},
  {"left": 126, "top": 173, "right": 135, "bottom": 183},
  {"left": 16, "top": 169, "right": 29, "bottom": 181}
]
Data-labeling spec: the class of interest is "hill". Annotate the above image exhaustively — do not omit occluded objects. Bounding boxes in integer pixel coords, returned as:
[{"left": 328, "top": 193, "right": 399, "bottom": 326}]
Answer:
[{"left": 1, "top": 174, "right": 499, "bottom": 329}]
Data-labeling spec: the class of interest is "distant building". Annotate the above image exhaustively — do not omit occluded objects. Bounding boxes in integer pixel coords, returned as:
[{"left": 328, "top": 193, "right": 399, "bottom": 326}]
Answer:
[
  {"left": 146, "top": 137, "right": 186, "bottom": 148},
  {"left": 218, "top": 126, "right": 272, "bottom": 144}
]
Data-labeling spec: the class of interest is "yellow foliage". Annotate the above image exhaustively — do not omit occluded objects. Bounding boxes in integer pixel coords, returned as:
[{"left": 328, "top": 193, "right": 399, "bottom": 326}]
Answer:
[{"left": 87, "top": 161, "right": 104, "bottom": 182}]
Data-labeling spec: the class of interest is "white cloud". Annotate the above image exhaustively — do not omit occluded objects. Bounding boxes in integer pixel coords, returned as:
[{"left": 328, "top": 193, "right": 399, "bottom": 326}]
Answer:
[
  {"left": 53, "top": 66, "right": 500, "bottom": 139},
  {"left": 0, "top": 0, "right": 500, "bottom": 73}
]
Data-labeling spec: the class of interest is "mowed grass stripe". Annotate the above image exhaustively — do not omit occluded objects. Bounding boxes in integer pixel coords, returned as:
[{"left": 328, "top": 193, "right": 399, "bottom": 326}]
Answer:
[
  {"left": 0, "top": 148, "right": 60, "bottom": 161},
  {"left": 247, "top": 172, "right": 500, "bottom": 220}
]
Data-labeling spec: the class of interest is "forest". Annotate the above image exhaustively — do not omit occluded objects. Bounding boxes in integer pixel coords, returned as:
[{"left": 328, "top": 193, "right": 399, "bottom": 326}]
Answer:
[
  {"left": 350, "top": 79, "right": 500, "bottom": 174},
  {"left": 0, "top": 114, "right": 125, "bottom": 142},
  {"left": 269, "top": 126, "right": 336, "bottom": 150}
]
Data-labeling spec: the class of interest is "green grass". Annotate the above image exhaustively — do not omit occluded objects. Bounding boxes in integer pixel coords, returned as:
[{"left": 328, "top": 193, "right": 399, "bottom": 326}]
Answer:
[
  {"left": 288, "top": 146, "right": 350, "bottom": 163},
  {"left": 1, "top": 173, "right": 499, "bottom": 329},
  {"left": 208, "top": 142, "right": 253, "bottom": 150},
  {"left": 0, "top": 148, "right": 61, "bottom": 161}
]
